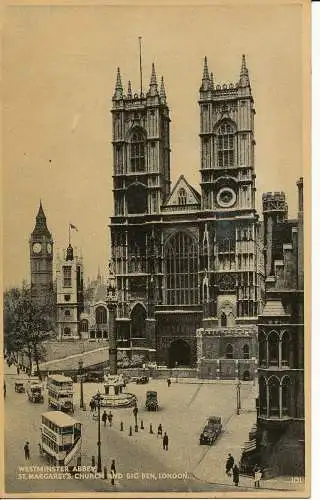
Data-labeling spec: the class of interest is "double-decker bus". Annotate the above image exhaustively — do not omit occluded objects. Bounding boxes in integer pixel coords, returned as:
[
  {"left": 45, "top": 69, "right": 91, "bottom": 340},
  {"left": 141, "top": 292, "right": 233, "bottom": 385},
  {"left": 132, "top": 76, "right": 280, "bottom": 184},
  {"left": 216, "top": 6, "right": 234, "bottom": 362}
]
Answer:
[
  {"left": 40, "top": 411, "right": 82, "bottom": 465},
  {"left": 47, "top": 375, "right": 74, "bottom": 413}
]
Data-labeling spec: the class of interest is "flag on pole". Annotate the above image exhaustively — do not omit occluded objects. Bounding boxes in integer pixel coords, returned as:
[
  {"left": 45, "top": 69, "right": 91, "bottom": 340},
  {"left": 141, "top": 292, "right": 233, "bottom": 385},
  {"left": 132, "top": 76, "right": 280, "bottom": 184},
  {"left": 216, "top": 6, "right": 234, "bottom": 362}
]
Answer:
[{"left": 70, "top": 223, "right": 78, "bottom": 231}]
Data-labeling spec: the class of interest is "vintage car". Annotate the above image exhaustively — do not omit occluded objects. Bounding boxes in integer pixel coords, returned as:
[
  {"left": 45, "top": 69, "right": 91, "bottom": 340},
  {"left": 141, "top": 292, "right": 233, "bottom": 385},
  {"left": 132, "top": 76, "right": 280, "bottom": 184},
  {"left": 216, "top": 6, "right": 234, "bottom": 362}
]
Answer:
[
  {"left": 199, "top": 416, "right": 222, "bottom": 445},
  {"left": 14, "top": 382, "right": 25, "bottom": 393},
  {"left": 136, "top": 376, "right": 149, "bottom": 384},
  {"left": 145, "top": 391, "right": 158, "bottom": 411}
]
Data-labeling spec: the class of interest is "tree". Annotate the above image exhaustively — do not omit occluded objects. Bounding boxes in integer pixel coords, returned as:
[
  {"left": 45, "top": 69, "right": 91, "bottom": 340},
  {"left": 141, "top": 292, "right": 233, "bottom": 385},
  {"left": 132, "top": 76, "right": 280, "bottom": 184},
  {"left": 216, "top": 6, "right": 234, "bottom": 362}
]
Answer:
[{"left": 3, "top": 284, "right": 55, "bottom": 379}]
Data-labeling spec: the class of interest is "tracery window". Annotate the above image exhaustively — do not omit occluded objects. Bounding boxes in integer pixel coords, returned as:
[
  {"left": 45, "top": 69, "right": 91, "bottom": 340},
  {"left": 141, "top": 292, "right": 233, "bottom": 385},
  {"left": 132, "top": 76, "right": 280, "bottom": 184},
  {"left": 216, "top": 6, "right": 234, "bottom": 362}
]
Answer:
[
  {"left": 178, "top": 188, "right": 187, "bottom": 205},
  {"left": 130, "top": 130, "right": 145, "bottom": 172},
  {"left": 243, "top": 344, "right": 250, "bottom": 359},
  {"left": 96, "top": 306, "right": 107, "bottom": 324},
  {"left": 165, "top": 232, "right": 198, "bottom": 305},
  {"left": 216, "top": 121, "right": 235, "bottom": 167}
]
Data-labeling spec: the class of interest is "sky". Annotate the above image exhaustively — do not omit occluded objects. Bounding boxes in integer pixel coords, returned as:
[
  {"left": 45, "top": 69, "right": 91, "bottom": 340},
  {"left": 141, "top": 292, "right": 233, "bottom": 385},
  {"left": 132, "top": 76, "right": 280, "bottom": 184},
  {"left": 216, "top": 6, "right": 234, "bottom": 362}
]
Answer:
[{"left": 2, "top": 2, "right": 307, "bottom": 289}]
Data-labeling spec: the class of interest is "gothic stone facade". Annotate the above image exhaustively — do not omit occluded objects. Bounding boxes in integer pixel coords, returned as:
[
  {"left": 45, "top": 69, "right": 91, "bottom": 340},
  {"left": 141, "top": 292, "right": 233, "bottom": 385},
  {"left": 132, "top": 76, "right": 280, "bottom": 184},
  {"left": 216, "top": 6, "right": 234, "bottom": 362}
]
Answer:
[
  {"left": 255, "top": 179, "right": 304, "bottom": 475},
  {"left": 109, "top": 56, "right": 264, "bottom": 370}
]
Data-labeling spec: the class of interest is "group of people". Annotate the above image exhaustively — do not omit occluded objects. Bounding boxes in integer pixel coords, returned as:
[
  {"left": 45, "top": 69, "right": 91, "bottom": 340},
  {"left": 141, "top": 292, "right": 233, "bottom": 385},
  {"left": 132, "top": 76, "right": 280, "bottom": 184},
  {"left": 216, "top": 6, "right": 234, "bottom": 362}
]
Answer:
[
  {"left": 225, "top": 453, "right": 240, "bottom": 486},
  {"left": 157, "top": 424, "right": 169, "bottom": 450},
  {"left": 102, "top": 410, "right": 113, "bottom": 427},
  {"left": 225, "top": 453, "right": 263, "bottom": 488}
]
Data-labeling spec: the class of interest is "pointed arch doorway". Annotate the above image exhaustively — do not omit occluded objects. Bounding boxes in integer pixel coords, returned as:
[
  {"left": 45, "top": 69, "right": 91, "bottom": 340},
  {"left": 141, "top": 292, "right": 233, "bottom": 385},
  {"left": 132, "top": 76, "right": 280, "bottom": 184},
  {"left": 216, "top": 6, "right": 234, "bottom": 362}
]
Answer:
[
  {"left": 168, "top": 339, "right": 191, "bottom": 368},
  {"left": 130, "top": 303, "right": 146, "bottom": 339}
]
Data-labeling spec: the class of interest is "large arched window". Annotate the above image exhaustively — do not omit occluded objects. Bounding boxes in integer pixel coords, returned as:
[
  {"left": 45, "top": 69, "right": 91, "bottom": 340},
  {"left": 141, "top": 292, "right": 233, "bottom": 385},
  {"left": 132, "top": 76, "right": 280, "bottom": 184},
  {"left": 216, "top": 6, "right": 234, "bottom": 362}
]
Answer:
[
  {"left": 226, "top": 344, "right": 233, "bottom": 359},
  {"left": 259, "top": 331, "right": 267, "bottom": 367},
  {"left": 216, "top": 121, "right": 235, "bottom": 167},
  {"left": 165, "top": 232, "right": 198, "bottom": 305},
  {"left": 269, "top": 376, "right": 280, "bottom": 417},
  {"left": 130, "top": 130, "right": 145, "bottom": 172},
  {"left": 178, "top": 188, "right": 187, "bottom": 205},
  {"left": 268, "top": 331, "right": 279, "bottom": 367},
  {"left": 127, "top": 183, "right": 147, "bottom": 214},
  {"left": 96, "top": 306, "right": 107, "bottom": 325},
  {"left": 259, "top": 376, "right": 267, "bottom": 416},
  {"left": 282, "top": 376, "right": 291, "bottom": 417},
  {"left": 131, "top": 303, "right": 147, "bottom": 338},
  {"left": 281, "top": 331, "right": 290, "bottom": 367}
]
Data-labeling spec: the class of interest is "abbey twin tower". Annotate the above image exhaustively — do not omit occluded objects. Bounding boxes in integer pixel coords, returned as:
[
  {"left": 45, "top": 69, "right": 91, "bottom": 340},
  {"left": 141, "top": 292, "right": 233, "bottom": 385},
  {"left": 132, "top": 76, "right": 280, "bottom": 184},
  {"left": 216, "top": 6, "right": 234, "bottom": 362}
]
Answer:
[{"left": 109, "top": 55, "right": 265, "bottom": 376}]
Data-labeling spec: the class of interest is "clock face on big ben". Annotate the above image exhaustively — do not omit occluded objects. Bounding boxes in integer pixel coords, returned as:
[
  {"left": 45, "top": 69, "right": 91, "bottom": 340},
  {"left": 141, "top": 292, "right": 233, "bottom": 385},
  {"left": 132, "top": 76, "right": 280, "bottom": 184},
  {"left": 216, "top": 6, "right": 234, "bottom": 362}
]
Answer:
[{"left": 32, "top": 242, "right": 42, "bottom": 254}]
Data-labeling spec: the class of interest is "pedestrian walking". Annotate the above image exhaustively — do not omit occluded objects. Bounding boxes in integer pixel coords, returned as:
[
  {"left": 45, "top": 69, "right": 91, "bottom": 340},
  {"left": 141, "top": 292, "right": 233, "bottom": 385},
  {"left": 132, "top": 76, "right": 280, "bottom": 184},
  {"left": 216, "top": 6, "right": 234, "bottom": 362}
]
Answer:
[
  {"left": 110, "top": 459, "right": 116, "bottom": 486},
  {"left": 108, "top": 411, "right": 113, "bottom": 427},
  {"left": 167, "top": 378, "right": 171, "bottom": 388},
  {"left": 253, "top": 465, "right": 262, "bottom": 488},
  {"left": 232, "top": 464, "right": 240, "bottom": 487},
  {"left": 24, "top": 441, "right": 30, "bottom": 460},
  {"left": 162, "top": 432, "right": 169, "bottom": 451},
  {"left": 102, "top": 410, "right": 107, "bottom": 427},
  {"left": 157, "top": 424, "right": 163, "bottom": 438},
  {"left": 225, "top": 453, "right": 235, "bottom": 476}
]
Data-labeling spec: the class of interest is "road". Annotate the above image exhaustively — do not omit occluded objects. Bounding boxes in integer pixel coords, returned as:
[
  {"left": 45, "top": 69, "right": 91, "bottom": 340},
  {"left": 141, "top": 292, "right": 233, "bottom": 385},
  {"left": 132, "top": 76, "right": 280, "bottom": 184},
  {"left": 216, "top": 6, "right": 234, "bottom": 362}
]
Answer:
[{"left": 4, "top": 364, "right": 254, "bottom": 494}]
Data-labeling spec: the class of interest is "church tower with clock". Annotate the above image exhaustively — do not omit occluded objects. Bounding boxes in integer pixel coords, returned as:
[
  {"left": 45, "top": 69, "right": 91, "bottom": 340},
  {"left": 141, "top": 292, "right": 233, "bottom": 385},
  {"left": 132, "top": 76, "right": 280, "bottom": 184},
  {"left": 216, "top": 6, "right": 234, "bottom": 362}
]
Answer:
[{"left": 29, "top": 201, "right": 54, "bottom": 305}]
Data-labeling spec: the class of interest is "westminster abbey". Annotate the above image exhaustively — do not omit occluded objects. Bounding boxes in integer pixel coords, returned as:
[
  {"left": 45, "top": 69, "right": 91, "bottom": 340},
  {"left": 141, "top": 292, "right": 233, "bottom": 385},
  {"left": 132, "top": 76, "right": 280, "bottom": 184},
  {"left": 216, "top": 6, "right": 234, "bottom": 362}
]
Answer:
[{"left": 109, "top": 55, "right": 267, "bottom": 377}]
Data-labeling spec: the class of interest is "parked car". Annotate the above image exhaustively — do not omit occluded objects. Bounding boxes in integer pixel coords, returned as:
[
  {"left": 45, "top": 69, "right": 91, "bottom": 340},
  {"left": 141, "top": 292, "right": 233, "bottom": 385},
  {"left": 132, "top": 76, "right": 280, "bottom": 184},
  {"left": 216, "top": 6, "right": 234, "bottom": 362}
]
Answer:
[
  {"left": 199, "top": 416, "right": 222, "bottom": 445},
  {"left": 136, "top": 376, "right": 149, "bottom": 384},
  {"left": 145, "top": 390, "right": 158, "bottom": 411}
]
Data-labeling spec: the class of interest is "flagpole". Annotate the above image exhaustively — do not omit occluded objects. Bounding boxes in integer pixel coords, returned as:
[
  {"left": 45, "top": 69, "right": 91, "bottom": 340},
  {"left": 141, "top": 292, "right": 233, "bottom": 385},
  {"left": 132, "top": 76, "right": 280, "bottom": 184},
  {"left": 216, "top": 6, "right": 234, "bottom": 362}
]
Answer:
[
  {"left": 139, "top": 36, "right": 143, "bottom": 97},
  {"left": 69, "top": 224, "right": 71, "bottom": 245}
]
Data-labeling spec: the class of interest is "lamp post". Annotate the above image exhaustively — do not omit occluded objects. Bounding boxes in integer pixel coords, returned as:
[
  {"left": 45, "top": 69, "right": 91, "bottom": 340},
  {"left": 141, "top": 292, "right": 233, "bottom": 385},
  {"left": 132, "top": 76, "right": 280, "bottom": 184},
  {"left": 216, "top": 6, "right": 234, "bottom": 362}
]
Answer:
[
  {"left": 236, "top": 381, "right": 241, "bottom": 415},
  {"left": 95, "top": 391, "right": 102, "bottom": 473},
  {"left": 78, "top": 360, "right": 84, "bottom": 410}
]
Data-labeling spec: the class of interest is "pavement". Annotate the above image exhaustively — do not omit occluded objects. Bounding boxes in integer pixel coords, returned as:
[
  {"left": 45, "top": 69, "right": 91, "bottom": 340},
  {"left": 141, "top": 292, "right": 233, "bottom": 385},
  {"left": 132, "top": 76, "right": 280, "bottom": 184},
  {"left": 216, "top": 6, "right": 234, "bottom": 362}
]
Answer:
[{"left": 3, "top": 362, "right": 306, "bottom": 495}]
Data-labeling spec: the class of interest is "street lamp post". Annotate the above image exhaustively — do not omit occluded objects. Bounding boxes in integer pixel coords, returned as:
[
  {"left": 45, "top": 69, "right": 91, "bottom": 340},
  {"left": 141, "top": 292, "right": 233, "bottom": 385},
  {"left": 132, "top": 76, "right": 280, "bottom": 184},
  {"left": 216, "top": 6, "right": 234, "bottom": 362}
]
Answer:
[
  {"left": 236, "top": 381, "right": 241, "bottom": 415},
  {"left": 96, "top": 391, "right": 102, "bottom": 473},
  {"left": 106, "top": 262, "right": 118, "bottom": 376},
  {"left": 78, "top": 360, "right": 84, "bottom": 410}
]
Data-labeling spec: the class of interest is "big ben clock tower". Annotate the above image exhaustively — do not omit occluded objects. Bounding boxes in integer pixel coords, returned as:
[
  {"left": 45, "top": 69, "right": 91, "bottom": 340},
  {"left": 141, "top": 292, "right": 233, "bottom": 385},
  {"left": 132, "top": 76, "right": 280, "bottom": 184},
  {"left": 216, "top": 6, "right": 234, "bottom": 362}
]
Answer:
[{"left": 29, "top": 201, "right": 54, "bottom": 305}]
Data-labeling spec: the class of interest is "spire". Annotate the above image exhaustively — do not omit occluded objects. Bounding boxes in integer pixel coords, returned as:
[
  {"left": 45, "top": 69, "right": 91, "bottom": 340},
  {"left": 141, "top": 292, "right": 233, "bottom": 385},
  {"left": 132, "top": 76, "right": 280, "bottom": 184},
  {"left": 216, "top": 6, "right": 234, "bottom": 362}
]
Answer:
[
  {"left": 200, "top": 56, "right": 211, "bottom": 91},
  {"left": 31, "top": 200, "right": 52, "bottom": 238},
  {"left": 148, "top": 63, "right": 158, "bottom": 97},
  {"left": 113, "top": 67, "right": 123, "bottom": 100},
  {"left": 127, "top": 80, "right": 132, "bottom": 99},
  {"left": 239, "top": 54, "right": 250, "bottom": 88},
  {"left": 160, "top": 76, "right": 167, "bottom": 103}
]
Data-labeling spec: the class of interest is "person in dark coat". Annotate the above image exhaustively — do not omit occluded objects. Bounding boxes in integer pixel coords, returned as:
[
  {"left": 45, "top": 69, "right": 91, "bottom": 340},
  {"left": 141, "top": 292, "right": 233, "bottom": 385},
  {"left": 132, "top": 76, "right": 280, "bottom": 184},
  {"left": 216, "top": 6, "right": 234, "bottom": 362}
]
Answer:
[
  {"left": 102, "top": 411, "right": 107, "bottom": 427},
  {"left": 162, "top": 432, "right": 169, "bottom": 451},
  {"left": 157, "top": 424, "right": 163, "bottom": 438},
  {"left": 225, "top": 453, "right": 235, "bottom": 475},
  {"left": 167, "top": 378, "right": 171, "bottom": 388},
  {"left": 232, "top": 464, "right": 240, "bottom": 486},
  {"left": 110, "top": 459, "right": 116, "bottom": 485},
  {"left": 24, "top": 442, "right": 30, "bottom": 460},
  {"left": 107, "top": 411, "right": 113, "bottom": 427}
]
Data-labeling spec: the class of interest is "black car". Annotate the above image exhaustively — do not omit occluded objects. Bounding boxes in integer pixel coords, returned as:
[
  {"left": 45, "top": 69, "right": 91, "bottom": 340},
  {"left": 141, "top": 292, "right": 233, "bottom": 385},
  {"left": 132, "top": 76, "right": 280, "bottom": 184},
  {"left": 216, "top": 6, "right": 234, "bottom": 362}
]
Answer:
[
  {"left": 136, "top": 376, "right": 149, "bottom": 384},
  {"left": 199, "top": 416, "right": 222, "bottom": 445}
]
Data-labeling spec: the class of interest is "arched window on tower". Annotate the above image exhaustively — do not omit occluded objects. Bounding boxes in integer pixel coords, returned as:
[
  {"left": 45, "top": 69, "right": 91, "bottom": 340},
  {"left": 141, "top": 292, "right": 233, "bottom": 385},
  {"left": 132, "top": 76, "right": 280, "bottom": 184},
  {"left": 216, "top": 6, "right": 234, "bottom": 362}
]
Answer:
[
  {"left": 216, "top": 121, "right": 235, "bottom": 167},
  {"left": 243, "top": 344, "right": 250, "bottom": 359},
  {"left": 178, "top": 188, "right": 187, "bottom": 205},
  {"left": 130, "top": 130, "right": 145, "bottom": 172},
  {"left": 96, "top": 306, "right": 107, "bottom": 325}
]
